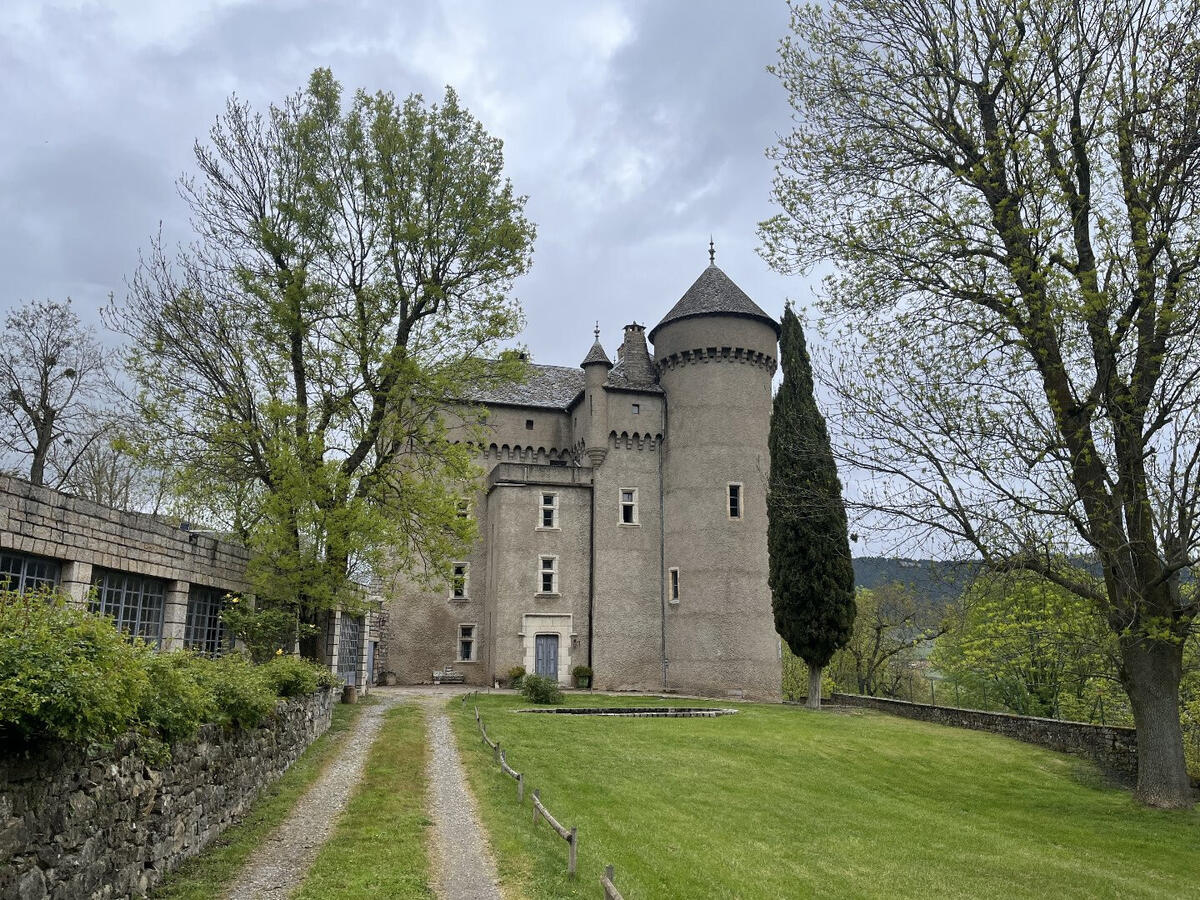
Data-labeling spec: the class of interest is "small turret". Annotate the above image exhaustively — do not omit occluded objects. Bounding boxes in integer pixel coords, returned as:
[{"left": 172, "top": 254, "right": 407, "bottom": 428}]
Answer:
[{"left": 580, "top": 327, "right": 611, "bottom": 466}]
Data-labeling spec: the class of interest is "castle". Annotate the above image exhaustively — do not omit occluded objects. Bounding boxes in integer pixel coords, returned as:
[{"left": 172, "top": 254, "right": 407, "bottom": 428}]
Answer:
[{"left": 384, "top": 258, "right": 782, "bottom": 699}]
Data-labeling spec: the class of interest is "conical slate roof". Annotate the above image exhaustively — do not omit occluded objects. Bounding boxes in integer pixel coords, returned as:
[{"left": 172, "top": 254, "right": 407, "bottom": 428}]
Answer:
[
  {"left": 581, "top": 339, "right": 612, "bottom": 368},
  {"left": 648, "top": 264, "right": 780, "bottom": 343}
]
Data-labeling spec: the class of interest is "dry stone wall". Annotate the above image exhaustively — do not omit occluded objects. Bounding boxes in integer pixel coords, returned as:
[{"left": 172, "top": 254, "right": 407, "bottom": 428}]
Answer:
[{"left": 0, "top": 689, "right": 334, "bottom": 900}]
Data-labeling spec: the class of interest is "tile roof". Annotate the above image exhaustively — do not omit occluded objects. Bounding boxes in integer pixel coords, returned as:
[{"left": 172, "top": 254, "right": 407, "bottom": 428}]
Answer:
[
  {"left": 581, "top": 340, "right": 613, "bottom": 367},
  {"left": 648, "top": 264, "right": 780, "bottom": 342}
]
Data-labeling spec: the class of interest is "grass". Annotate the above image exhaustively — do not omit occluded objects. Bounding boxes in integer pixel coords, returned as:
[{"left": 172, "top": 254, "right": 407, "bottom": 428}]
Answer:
[
  {"left": 453, "top": 693, "right": 1200, "bottom": 900},
  {"left": 152, "top": 698, "right": 364, "bottom": 899},
  {"left": 293, "top": 703, "right": 434, "bottom": 899}
]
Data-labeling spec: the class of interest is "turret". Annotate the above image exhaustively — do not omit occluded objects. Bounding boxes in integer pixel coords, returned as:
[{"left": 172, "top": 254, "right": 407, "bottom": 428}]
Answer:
[{"left": 580, "top": 328, "right": 613, "bottom": 467}]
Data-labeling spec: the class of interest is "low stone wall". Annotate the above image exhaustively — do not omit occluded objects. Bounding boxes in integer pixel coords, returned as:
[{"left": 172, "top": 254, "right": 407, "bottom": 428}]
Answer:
[
  {"left": 830, "top": 692, "right": 1139, "bottom": 782},
  {"left": 0, "top": 688, "right": 334, "bottom": 900}
]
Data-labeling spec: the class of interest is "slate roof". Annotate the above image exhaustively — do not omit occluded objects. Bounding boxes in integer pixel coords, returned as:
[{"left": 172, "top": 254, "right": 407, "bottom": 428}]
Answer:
[
  {"left": 648, "top": 264, "right": 780, "bottom": 342},
  {"left": 466, "top": 362, "right": 585, "bottom": 410},
  {"left": 581, "top": 340, "right": 612, "bottom": 367},
  {"left": 604, "top": 357, "right": 664, "bottom": 394}
]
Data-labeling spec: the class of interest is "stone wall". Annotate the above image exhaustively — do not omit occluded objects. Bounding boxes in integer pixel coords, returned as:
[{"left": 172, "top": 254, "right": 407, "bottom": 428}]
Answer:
[
  {"left": 0, "top": 689, "right": 334, "bottom": 900},
  {"left": 830, "top": 692, "right": 1138, "bottom": 782}
]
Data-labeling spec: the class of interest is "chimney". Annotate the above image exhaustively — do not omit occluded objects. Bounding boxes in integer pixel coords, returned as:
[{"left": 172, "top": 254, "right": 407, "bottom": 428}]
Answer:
[{"left": 618, "top": 322, "right": 655, "bottom": 385}]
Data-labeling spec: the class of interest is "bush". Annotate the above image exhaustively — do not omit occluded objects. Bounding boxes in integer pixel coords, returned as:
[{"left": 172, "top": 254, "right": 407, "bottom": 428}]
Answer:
[
  {"left": 572, "top": 665, "right": 592, "bottom": 678},
  {"left": 264, "top": 654, "right": 324, "bottom": 697},
  {"left": 0, "top": 588, "right": 149, "bottom": 743},
  {"left": 137, "top": 652, "right": 218, "bottom": 743},
  {"left": 197, "top": 655, "right": 278, "bottom": 728},
  {"left": 507, "top": 665, "right": 526, "bottom": 688},
  {"left": 520, "top": 674, "right": 563, "bottom": 704}
]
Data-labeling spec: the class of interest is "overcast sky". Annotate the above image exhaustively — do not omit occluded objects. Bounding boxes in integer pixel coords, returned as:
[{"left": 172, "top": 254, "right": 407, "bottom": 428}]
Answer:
[{"left": 0, "top": 0, "right": 819, "bottom": 367}]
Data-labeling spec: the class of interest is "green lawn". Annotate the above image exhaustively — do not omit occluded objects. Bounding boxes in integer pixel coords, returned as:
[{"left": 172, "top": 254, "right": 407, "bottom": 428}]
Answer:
[
  {"left": 152, "top": 699, "right": 364, "bottom": 899},
  {"left": 294, "top": 703, "right": 434, "bottom": 899},
  {"left": 453, "top": 693, "right": 1200, "bottom": 900}
]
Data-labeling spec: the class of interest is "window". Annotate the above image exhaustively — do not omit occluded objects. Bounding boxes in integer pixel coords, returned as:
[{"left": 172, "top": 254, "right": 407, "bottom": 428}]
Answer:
[
  {"left": 91, "top": 569, "right": 166, "bottom": 646},
  {"left": 728, "top": 483, "right": 743, "bottom": 519},
  {"left": 455, "top": 498, "right": 471, "bottom": 519},
  {"left": 450, "top": 562, "right": 470, "bottom": 600},
  {"left": 184, "top": 586, "right": 226, "bottom": 656},
  {"left": 0, "top": 551, "right": 60, "bottom": 594},
  {"left": 669, "top": 567, "right": 680, "bottom": 604},
  {"left": 539, "top": 492, "right": 559, "bottom": 529},
  {"left": 619, "top": 488, "right": 639, "bottom": 525},
  {"left": 525, "top": 418, "right": 535, "bottom": 430},
  {"left": 538, "top": 555, "right": 558, "bottom": 595},
  {"left": 458, "top": 624, "right": 477, "bottom": 662},
  {"left": 632, "top": 402, "right": 640, "bottom": 414}
]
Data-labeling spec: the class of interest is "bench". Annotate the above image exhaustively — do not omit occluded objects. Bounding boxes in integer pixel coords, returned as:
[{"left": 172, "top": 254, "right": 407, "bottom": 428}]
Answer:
[{"left": 434, "top": 667, "right": 466, "bottom": 684}]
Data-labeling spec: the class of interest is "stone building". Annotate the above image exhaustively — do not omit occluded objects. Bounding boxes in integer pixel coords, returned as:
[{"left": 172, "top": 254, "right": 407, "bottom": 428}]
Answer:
[{"left": 384, "top": 260, "right": 783, "bottom": 699}]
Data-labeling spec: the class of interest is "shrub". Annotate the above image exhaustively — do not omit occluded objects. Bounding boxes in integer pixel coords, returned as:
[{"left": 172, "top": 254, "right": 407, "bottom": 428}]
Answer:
[
  {"left": 507, "top": 665, "right": 526, "bottom": 687},
  {"left": 137, "top": 652, "right": 218, "bottom": 743},
  {"left": 263, "top": 654, "right": 326, "bottom": 697},
  {"left": 0, "top": 588, "right": 149, "bottom": 744},
  {"left": 198, "top": 655, "right": 278, "bottom": 728},
  {"left": 520, "top": 674, "right": 563, "bottom": 704},
  {"left": 572, "top": 665, "right": 593, "bottom": 678}
]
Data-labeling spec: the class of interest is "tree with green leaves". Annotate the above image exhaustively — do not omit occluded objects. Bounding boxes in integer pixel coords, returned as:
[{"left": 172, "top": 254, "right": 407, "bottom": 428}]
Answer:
[
  {"left": 109, "top": 69, "right": 533, "bottom": 639},
  {"left": 761, "top": 0, "right": 1200, "bottom": 806},
  {"left": 768, "top": 303, "right": 857, "bottom": 709}
]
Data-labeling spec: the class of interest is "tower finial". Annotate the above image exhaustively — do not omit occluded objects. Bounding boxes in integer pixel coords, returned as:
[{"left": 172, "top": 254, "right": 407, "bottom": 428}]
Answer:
[
  {"left": 708, "top": 235, "right": 715, "bottom": 265},
  {"left": 594, "top": 320, "right": 600, "bottom": 340}
]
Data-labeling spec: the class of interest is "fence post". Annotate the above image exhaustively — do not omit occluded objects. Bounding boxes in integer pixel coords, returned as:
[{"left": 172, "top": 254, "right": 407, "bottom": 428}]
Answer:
[
  {"left": 532, "top": 789, "right": 540, "bottom": 826},
  {"left": 568, "top": 826, "right": 577, "bottom": 879},
  {"left": 494, "top": 741, "right": 501, "bottom": 764},
  {"left": 517, "top": 772, "right": 524, "bottom": 803}
]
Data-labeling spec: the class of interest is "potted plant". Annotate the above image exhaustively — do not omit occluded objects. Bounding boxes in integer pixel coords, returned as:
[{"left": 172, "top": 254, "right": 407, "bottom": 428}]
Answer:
[
  {"left": 572, "top": 664, "right": 593, "bottom": 689},
  {"left": 507, "top": 665, "right": 526, "bottom": 689}
]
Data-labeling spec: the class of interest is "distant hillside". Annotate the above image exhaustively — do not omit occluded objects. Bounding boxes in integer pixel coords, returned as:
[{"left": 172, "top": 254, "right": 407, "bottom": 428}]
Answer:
[{"left": 851, "top": 557, "right": 979, "bottom": 615}]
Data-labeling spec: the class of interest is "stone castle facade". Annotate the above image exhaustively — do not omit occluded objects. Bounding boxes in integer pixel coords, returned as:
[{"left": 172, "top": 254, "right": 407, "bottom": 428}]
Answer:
[{"left": 384, "top": 261, "right": 782, "bottom": 699}]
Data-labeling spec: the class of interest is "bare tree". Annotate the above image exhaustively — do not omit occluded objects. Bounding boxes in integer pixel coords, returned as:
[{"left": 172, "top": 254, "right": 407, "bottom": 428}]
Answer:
[
  {"left": 0, "top": 298, "right": 110, "bottom": 487},
  {"left": 762, "top": 0, "right": 1200, "bottom": 807}
]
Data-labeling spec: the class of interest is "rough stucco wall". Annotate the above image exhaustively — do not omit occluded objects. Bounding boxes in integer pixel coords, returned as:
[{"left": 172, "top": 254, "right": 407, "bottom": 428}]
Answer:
[
  {"left": 655, "top": 315, "right": 782, "bottom": 700},
  {"left": 0, "top": 690, "right": 333, "bottom": 900}
]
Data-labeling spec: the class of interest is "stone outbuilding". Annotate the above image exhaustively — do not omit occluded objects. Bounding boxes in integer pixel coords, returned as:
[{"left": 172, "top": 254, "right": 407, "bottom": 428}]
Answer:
[{"left": 384, "top": 259, "right": 782, "bottom": 699}]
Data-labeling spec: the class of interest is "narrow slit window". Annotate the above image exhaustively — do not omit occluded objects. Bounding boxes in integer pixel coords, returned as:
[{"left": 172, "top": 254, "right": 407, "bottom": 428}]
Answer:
[
  {"left": 669, "top": 567, "right": 680, "bottom": 604},
  {"left": 728, "top": 483, "right": 742, "bottom": 519},
  {"left": 540, "top": 492, "right": 559, "bottom": 529},
  {"left": 458, "top": 624, "right": 476, "bottom": 662},
  {"left": 539, "top": 556, "right": 558, "bottom": 594},
  {"left": 450, "top": 562, "right": 469, "bottom": 599},
  {"left": 619, "top": 488, "right": 639, "bottom": 525}
]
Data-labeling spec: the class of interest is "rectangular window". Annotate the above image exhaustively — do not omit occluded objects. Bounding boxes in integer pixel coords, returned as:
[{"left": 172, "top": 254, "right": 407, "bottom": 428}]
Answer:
[
  {"left": 455, "top": 498, "right": 471, "bottom": 519},
  {"left": 728, "top": 483, "right": 743, "bottom": 519},
  {"left": 669, "top": 567, "right": 680, "bottom": 604},
  {"left": 458, "top": 623, "right": 476, "bottom": 662},
  {"left": 0, "top": 551, "right": 60, "bottom": 595},
  {"left": 450, "top": 562, "right": 470, "bottom": 600},
  {"left": 632, "top": 402, "right": 640, "bottom": 414},
  {"left": 184, "top": 586, "right": 226, "bottom": 656},
  {"left": 539, "top": 492, "right": 559, "bottom": 529},
  {"left": 619, "top": 488, "right": 639, "bottom": 525},
  {"left": 525, "top": 418, "right": 535, "bottom": 430},
  {"left": 538, "top": 555, "right": 558, "bottom": 594},
  {"left": 90, "top": 569, "right": 166, "bottom": 646}
]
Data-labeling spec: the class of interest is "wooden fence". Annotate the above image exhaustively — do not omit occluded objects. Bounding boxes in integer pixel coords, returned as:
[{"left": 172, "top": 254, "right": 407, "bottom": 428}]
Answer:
[{"left": 600, "top": 864, "right": 624, "bottom": 900}]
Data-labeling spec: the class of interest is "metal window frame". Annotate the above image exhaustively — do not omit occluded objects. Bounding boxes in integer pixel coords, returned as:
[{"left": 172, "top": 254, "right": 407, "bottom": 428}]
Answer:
[
  {"left": 91, "top": 568, "right": 166, "bottom": 646},
  {"left": 0, "top": 551, "right": 61, "bottom": 595}
]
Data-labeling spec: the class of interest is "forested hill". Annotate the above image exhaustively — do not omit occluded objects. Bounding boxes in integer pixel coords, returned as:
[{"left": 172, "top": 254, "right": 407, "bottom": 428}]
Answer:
[{"left": 851, "top": 557, "right": 979, "bottom": 614}]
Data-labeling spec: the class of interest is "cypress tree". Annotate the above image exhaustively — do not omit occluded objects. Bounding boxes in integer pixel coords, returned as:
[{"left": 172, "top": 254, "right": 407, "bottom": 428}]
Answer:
[{"left": 768, "top": 303, "right": 856, "bottom": 708}]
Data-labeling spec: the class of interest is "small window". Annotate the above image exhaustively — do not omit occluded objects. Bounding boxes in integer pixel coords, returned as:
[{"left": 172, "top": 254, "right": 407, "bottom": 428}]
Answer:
[
  {"left": 91, "top": 569, "right": 166, "bottom": 646},
  {"left": 539, "top": 492, "right": 559, "bottom": 529},
  {"left": 728, "top": 483, "right": 743, "bottom": 519},
  {"left": 525, "top": 419, "right": 535, "bottom": 430},
  {"left": 619, "top": 488, "right": 639, "bottom": 525},
  {"left": 458, "top": 624, "right": 477, "bottom": 662},
  {"left": 669, "top": 568, "right": 680, "bottom": 604},
  {"left": 0, "top": 551, "right": 60, "bottom": 595},
  {"left": 450, "top": 562, "right": 470, "bottom": 600},
  {"left": 632, "top": 403, "right": 640, "bottom": 414},
  {"left": 538, "top": 555, "right": 558, "bottom": 594},
  {"left": 184, "top": 586, "right": 227, "bottom": 656},
  {"left": 455, "top": 498, "right": 471, "bottom": 519}
]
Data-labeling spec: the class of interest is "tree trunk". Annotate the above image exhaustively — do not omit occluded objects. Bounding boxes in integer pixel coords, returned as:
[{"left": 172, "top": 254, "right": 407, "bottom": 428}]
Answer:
[
  {"left": 1120, "top": 636, "right": 1194, "bottom": 809},
  {"left": 807, "top": 664, "right": 823, "bottom": 710}
]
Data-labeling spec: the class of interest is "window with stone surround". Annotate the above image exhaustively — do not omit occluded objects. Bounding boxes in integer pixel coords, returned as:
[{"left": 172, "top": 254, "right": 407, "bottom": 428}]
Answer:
[
  {"left": 619, "top": 487, "right": 639, "bottom": 525},
  {"left": 184, "top": 586, "right": 226, "bottom": 656},
  {"left": 539, "top": 491, "right": 559, "bottom": 529},
  {"left": 458, "top": 623, "right": 477, "bottom": 662},
  {"left": 728, "top": 483, "right": 743, "bottom": 519},
  {"left": 0, "top": 551, "right": 60, "bottom": 595},
  {"left": 450, "top": 562, "right": 470, "bottom": 600},
  {"left": 538, "top": 555, "right": 558, "bottom": 595},
  {"left": 669, "top": 567, "right": 680, "bottom": 604},
  {"left": 91, "top": 569, "right": 166, "bottom": 646}
]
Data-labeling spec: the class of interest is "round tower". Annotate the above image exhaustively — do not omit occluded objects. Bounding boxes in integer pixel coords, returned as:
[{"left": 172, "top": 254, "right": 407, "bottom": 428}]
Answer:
[{"left": 649, "top": 261, "right": 781, "bottom": 699}]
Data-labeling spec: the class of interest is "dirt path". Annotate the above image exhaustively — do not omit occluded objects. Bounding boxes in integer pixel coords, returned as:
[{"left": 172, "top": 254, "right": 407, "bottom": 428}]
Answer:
[
  {"left": 413, "top": 691, "right": 503, "bottom": 900},
  {"left": 223, "top": 692, "right": 402, "bottom": 900}
]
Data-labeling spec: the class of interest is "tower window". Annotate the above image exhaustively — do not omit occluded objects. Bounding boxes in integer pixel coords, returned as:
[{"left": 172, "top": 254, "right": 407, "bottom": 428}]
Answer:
[
  {"left": 619, "top": 488, "right": 639, "bottom": 525},
  {"left": 669, "top": 567, "right": 680, "bottom": 604},
  {"left": 458, "top": 624, "right": 477, "bottom": 662},
  {"left": 632, "top": 403, "right": 640, "bottom": 414},
  {"left": 450, "top": 562, "right": 470, "bottom": 600},
  {"left": 525, "top": 419, "right": 535, "bottom": 430},
  {"left": 728, "top": 483, "right": 743, "bottom": 519},
  {"left": 538, "top": 555, "right": 559, "bottom": 595},
  {"left": 539, "top": 492, "right": 559, "bottom": 529},
  {"left": 455, "top": 498, "right": 471, "bottom": 519}
]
